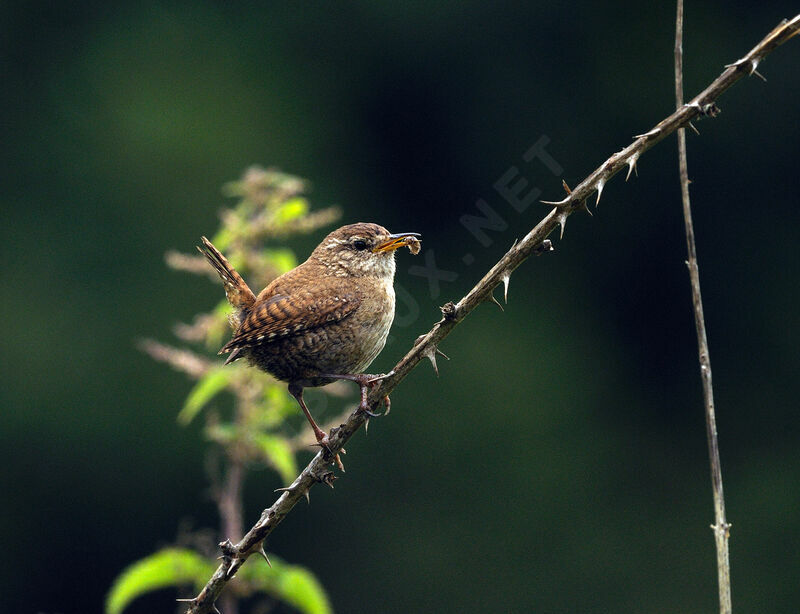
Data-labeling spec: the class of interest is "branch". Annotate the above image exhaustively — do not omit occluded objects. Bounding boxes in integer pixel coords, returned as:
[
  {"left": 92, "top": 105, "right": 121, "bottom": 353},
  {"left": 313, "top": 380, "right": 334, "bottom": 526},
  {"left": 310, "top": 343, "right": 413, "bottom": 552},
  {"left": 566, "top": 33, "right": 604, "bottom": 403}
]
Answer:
[
  {"left": 184, "top": 15, "right": 800, "bottom": 613},
  {"left": 675, "top": 3, "right": 732, "bottom": 613}
]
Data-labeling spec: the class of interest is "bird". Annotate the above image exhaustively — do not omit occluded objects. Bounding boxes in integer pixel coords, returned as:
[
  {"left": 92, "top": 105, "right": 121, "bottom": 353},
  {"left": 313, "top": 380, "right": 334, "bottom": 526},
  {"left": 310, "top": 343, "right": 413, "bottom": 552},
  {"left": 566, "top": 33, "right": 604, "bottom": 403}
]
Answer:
[{"left": 197, "top": 223, "right": 420, "bottom": 455}]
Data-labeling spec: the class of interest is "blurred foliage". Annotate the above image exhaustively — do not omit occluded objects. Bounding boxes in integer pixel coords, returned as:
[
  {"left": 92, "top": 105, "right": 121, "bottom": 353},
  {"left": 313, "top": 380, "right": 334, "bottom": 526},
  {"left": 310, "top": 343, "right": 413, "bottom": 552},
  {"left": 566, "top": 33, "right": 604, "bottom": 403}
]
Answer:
[
  {"left": 106, "top": 168, "right": 340, "bottom": 613},
  {"left": 106, "top": 548, "right": 331, "bottom": 614}
]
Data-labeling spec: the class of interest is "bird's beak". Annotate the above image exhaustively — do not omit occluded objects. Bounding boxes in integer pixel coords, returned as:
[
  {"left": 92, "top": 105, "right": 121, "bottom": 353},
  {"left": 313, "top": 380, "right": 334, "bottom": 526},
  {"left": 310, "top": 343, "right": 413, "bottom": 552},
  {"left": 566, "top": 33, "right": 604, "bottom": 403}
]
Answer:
[{"left": 372, "top": 232, "right": 421, "bottom": 253}]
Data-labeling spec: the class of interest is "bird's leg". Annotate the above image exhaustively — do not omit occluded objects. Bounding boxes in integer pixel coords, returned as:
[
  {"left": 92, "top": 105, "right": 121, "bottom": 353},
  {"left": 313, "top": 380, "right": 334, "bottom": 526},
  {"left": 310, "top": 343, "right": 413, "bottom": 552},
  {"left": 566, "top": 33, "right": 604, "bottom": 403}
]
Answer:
[
  {"left": 288, "top": 383, "right": 327, "bottom": 443},
  {"left": 288, "top": 383, "right": 345, "bottom": 471},
  {"left": 318, "top": 372, "right": 394, "bottom": 416}
]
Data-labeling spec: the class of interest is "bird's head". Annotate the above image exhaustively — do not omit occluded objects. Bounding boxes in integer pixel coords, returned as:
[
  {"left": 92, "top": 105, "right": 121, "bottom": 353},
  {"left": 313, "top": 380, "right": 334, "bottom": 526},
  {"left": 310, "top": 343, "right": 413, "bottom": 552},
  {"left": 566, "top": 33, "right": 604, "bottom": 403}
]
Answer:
[{"left": 311, "top": 222, "right": 421, "bottom": 278}]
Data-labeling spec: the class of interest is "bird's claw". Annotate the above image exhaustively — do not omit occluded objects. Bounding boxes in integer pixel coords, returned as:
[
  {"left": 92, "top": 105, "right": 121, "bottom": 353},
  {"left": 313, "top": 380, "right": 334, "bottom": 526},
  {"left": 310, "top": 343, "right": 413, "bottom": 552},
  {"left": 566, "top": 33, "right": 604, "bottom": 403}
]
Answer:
[
  {"left": 314, "top": 371, "right": 392, "bottom": 418},
  {"left": 359, "top": 393, "right": 391, "bottom": 417}
]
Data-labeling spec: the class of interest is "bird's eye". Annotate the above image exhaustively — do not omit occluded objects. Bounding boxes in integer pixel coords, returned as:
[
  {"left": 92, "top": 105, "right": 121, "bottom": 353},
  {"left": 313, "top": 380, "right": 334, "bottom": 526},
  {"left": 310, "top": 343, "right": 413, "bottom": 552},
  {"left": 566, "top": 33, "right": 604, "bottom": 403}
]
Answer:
[{"left": 353, "top": 239, "right": 368, "bottom": 251}]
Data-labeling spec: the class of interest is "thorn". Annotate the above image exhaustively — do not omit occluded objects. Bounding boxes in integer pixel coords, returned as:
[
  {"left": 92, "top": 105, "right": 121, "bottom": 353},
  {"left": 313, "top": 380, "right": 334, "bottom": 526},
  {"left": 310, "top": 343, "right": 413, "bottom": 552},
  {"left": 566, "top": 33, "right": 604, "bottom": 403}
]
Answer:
[
  {"left": 366, "top": 370, "right": 394, "bottom": 385},
  {"left": 752, "top": 69, "right": 766, "bottom": 82},
  {"left": 257, "top": 543, "right": 272, "bottom": 567},
  {"left": 501, "top": 273, "right": 511, "bottom": 303},
  {"left": 579, "top": 200, "right": 593, "bottom": 217},
  {"left": 422, "top": 345, "right": 448, "bottom": 377},
  {"left": 487, "top": 292, "right": 504, "bottom": 312},
  {"left": 423, "top": 345, "right": 440, "bottom": 376},
  {"left": 633, "top": 127, "right": 660, "bottom": 139},
  {"left": 595, "top": 179, "right": 605, "bottom": 207},
  {"left": 510, "top": 237, "right": 518, "bottom": 249},
  {"left": 212, "top": 605, "right": 222, "bottom": 614},
  {"left": 541, "top": 196, "right": 571, "bottom": 208},
  {"left": 557, "top": 211, "right": 568, "bottom": 240},
  {"left": 724, "top": 57, "right": 749, "bottom": 70},
  {"left": 176, "top": 598, "right": 197, "bottom": 603},
  {"left": 304, "top": 489, "right": 310, "bottom": 504},
  {"left": 625, "top": 153, "right": 639, "bottom": 181},
  {"left": 688, "top": 122, "right": 700, "bottom": 136},
  {"left": 561, "top": 179, "right": 572, "bottom": 195}
]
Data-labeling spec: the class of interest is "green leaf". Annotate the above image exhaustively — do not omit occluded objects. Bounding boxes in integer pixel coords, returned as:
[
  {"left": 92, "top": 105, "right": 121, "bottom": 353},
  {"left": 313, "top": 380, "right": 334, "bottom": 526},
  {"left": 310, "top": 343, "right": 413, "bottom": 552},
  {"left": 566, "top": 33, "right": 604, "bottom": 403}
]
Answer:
[
  {"left": 105, "top": 548, "right": 216, "bottom": 614},
  {"left": 179, "top": 368, "right": 231, "bottom": 424},
  {"left": 239, "top": 556, "right": 333, "bottom": 614},
  {"left": 253, "top": 433, "right": 298, "bottom": 484},
  {"left": 274, "top": 197, "right": 309, "bottom": 224}
]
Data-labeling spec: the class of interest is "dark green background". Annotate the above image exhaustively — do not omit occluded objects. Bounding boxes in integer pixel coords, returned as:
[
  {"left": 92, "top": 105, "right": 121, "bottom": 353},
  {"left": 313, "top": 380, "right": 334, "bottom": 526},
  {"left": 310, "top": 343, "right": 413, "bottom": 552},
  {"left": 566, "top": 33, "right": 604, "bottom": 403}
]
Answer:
[{"left": 3, "top": 2, "right": 799, "bottom": 612}]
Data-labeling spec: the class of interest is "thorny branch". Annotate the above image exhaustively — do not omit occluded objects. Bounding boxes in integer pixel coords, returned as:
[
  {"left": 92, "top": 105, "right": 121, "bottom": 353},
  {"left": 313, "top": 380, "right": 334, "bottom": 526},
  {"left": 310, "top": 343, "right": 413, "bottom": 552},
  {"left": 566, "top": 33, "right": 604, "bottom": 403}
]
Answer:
[
  {"left": 675, "top": 2, "right": 732, "bottom": 613},
  {"left": 185, "top": 15, "right": 799, "bottom": 613}
]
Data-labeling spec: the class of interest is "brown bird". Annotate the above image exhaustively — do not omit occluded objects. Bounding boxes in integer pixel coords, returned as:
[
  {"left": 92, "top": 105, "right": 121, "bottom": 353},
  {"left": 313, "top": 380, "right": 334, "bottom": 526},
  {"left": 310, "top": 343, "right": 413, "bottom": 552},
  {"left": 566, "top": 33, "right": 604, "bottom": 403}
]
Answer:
[{"left": 197, "top": 223, "right": 420, "bottom": 451}]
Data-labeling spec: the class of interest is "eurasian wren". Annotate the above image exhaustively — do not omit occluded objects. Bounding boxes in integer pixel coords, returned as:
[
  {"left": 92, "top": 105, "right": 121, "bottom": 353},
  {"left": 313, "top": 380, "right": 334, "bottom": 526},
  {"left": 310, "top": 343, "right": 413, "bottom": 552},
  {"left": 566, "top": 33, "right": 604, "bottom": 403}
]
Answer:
[{"left": 198, "top": 223, "right": 420, "bottom": 452}]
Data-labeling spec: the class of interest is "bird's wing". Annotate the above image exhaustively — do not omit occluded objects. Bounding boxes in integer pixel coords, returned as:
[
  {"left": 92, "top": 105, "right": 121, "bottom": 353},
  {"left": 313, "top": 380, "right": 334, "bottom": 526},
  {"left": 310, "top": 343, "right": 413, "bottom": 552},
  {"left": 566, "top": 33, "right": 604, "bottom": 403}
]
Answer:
[{"left": 220, "top": 280, "right": 362, "bottom": 355}]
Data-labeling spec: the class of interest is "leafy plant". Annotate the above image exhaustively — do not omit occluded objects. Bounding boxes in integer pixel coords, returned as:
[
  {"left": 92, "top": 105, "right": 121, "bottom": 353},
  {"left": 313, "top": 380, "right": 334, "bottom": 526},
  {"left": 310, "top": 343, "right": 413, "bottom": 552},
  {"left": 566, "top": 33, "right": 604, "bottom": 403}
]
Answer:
[{"left": 107, "top": 167, "right": 341, "bottom": 614}]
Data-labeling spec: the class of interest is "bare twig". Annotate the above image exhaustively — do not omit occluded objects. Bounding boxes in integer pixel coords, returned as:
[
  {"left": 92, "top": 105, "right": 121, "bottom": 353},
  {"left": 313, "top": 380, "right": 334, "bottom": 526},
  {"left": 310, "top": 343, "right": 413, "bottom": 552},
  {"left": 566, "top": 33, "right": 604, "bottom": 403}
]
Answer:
[
  {"left": 139, "top": 339, "right": 214, "bottom": 379},
  {"left": 675, "top": 3, "right": 732, "bottom": 612},
  {"left": 184, "top": 15, "right": 799, "bottom": 613}
]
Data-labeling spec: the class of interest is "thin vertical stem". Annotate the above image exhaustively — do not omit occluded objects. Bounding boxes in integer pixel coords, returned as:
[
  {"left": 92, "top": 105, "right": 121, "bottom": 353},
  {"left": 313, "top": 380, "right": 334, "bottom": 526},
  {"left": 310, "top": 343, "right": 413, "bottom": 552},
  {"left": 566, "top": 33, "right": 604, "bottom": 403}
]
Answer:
[
  {"left": 218, "top": 459, "right": 243, "bottom": 614},
  {"left": 217, "top": 402, "right": 247, "bottom": 614},
  {"left": 220, "top": 460, "right": 244, "bottom": 545},
  {"left": 674, "top": 2, "right": 732, "bottom": 612}
]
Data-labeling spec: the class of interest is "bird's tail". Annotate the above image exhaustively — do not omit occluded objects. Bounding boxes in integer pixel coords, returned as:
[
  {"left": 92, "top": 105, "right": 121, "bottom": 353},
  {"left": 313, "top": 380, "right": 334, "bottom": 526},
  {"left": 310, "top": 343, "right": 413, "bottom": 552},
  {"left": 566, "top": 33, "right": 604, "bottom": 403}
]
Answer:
[{"left": 197, "top": 237, "right": 256, "bottom": 325}]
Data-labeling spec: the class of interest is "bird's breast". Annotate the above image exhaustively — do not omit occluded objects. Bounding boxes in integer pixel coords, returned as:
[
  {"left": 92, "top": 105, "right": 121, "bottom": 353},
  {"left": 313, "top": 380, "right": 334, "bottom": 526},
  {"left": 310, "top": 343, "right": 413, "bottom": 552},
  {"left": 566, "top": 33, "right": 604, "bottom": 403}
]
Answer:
[{"left": 349, "top": 276, "right": 395, "bottom": 370}]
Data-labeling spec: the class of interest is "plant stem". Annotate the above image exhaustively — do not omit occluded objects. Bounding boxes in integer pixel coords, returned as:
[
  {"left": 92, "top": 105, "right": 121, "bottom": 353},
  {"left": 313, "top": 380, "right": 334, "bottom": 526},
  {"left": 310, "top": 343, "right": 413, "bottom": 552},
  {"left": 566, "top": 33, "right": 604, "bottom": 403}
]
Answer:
[{"left": 674, "top": 2, "right": 732, "bottom": 612}]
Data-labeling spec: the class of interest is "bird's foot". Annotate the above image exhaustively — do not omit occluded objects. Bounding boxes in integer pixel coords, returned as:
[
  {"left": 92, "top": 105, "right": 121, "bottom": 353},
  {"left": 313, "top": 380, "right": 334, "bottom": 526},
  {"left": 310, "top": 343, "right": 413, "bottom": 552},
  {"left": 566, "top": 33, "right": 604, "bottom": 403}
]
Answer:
[
  {"left": 360, "top": 373, "right": 393, "bottom": 415},
  {"left": 318, "top": 372, "right": 394, "bottom": 416}
]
